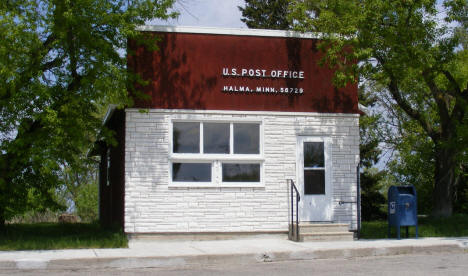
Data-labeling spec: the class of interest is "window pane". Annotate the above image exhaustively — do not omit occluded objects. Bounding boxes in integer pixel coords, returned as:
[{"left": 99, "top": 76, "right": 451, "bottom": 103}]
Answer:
[
  {"left": 172, "top": 163, "right": 211, "bottom": 182},
  {"left": 234, "top": 124, "right": 259, "bottom": 154},
  {"left": 222, "top": 164, "right": 260, "bottom": 182},
  {"left": 204, "top": 123, "right": 230, "bottom": 154},
  {"left": 304, "top": 142, "right": 324, "bottom": 168},
  {"left": 173, "top": 122, "right": 199, "bottom": 153},
  {"left": 304, "top": 170, "right": 325, "bottom": 194}
]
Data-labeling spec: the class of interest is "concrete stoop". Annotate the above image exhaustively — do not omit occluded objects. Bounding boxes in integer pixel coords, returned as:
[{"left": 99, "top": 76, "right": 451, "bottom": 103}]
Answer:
[{"left": 289, "top": 223, "right": 354, "bottom": 242}]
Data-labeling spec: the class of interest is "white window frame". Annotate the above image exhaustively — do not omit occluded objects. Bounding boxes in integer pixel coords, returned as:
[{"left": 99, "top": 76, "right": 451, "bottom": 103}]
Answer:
[{"left": 169, "top": 119, "right": 264, "bottom": 188}]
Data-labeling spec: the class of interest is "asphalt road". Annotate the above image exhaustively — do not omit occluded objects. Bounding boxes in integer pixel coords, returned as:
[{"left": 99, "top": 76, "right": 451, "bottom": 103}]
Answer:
[{"left": 3, "top": 252, "right": 468, "bottom": 276}]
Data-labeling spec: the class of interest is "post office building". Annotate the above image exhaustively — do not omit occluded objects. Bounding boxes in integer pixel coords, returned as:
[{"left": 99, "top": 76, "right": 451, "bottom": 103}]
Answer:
[{"left": 96, "top": 26, "right": 361, "bottom": 241}]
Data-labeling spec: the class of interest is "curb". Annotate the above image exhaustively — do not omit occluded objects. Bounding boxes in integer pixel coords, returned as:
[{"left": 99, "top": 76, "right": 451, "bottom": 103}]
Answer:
[{"left": 1, "top": 242, "right": 465, "bottom": 270}]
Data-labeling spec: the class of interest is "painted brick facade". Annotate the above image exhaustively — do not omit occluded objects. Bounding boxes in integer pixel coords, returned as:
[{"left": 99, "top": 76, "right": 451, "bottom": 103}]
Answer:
[{"left": 124, "top": 108, "right": 359, "bottom": 233}]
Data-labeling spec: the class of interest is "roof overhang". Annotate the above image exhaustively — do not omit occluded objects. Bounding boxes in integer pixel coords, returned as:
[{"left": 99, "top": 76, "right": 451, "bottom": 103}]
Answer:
[
  {"left": 87, "top": 104, "right": 118, "bottom": 157},
  {"left": 136, "top": 25, "right": 322, "bottom": 39},
  {"left": 102, "top": 104, "right": 118, "bottom": 127}
]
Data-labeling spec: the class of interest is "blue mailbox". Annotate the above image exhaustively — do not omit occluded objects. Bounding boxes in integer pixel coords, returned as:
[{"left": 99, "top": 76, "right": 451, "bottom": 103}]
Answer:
[{"left": 388, "top": 185, "right": 418, "bottom": 239}]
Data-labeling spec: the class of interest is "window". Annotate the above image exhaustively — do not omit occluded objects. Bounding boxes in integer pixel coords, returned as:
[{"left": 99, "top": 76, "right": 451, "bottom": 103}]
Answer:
[
  {"left": 303, "top": 142, "right": 325, "bottom": 195},
  {"left": 170, "top": 121, "right": 263, "bottom": 187},
  {"left": 222, "top": 163, "right": 260, "bottom": 182},
  {"left": 203, "top": 123, "right": 230, "bottom": 154},
  {"left": 173, "top": 122, "right": 199, "bottom": 153},
  {"left": 234, "top": 124, "right": 259, "bottom": 154},
  {"left": 172, "top": 163, "right": 211, "bottom": 182}
]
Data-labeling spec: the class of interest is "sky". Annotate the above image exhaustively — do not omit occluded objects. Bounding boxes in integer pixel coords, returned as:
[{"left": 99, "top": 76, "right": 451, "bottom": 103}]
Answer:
[
  {"left": 150, "top": 0, "right": 246, "bottom": 28},
  {"left": 151, "top": 1, "right": 452, "bottom": 30}
]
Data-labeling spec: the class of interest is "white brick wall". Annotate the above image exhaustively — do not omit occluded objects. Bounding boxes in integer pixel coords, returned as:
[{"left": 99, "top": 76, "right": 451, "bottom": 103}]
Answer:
[{"left": 124, "top": 109, "right": 359, "bottom": 233}]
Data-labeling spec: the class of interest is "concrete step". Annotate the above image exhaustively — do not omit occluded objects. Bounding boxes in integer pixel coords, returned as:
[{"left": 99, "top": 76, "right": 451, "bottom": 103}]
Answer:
[
  {"left": 298, "top": 223, "right": 349, "bottom": 233},
  {"left": 300, "top": 231, "right": 354, "bottom": 242},
  {"left": 289, "top": 223, "right": 354, "bottom": 242}
]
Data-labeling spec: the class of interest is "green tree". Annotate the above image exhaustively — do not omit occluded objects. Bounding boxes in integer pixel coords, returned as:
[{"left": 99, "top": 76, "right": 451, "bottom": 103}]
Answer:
[
  {"left": 454, "top": 168, "right": 468, "bottom": 213},
  {"left": 240, "top": 0, "right": 392, "bottom": 220},
  {"left": 359, "top": 86, "right": 387, "bottom": 220},
  {"left": 239, "top": 0, "right": 323, "bottom": 30},
  {"left": 60, "top": 160, "right": 99, "bottom": 221},
  {"left": 75, "top": 180, "right": 99, "bottom": 222},
  {"left": 0, "top": 0, "right": 176, "bottom": 227},
  {"left": 239, "top": 0, "right": 291, "bottom": 29},
  {"left": 386, "top": 124, "right": 436, "bottom": 214},
  {"left": 290, "top": 0, "right": 468, "bottom": 217}
]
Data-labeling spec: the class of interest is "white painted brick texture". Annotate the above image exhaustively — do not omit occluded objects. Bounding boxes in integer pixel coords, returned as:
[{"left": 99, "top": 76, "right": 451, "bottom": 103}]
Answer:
[{"left": 124, "top": 110, "right": 359, "bottom": 233}]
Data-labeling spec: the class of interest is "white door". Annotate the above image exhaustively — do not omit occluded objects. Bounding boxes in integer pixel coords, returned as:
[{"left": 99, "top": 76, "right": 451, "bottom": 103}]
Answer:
[{"left": 297, "top": 136, "right": 333, "bottom": 222}]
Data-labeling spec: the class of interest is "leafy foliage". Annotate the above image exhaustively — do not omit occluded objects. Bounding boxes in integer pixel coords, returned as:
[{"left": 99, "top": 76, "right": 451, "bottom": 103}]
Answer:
[
  {"left": 360, "top": 168, "right": 387, "bottom": 221},
  {"left": 454, "top": 166, "right": 468, "bottom": 213},
  {"left": 75, "top": 181, "right": 98, "bottom": 222},
  {"left": 359, "top": 87, "right": 387, "bottom": 220},
  {"left": 239, "top": 0, "right": 291, "bottom": 30},
  {"left": 386, "top": 122, "right": 435, "bottom": 214},
  {"left": 59, "top": 161, "right": 99, "bottom": 222},
  {"left": 0, "top": 0, "right": 176, "bottom": 226},
  {"left": 290, "top": 0, "right": 468, "bottom": 216}
]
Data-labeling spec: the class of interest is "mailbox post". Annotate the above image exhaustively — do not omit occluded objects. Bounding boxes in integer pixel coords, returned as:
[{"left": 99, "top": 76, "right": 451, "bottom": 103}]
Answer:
[{"left": 388, "top": 185, "right": 418, "bottom": 239}]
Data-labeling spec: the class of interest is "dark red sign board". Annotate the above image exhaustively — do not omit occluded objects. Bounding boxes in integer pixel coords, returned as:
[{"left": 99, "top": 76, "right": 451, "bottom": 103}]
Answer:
[{"left": 128, "top": 30, "right": 358, "bottom": 114}]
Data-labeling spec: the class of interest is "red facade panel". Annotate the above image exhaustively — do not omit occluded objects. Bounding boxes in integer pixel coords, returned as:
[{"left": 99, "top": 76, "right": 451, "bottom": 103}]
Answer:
[{"left": 128, "top": 31, "right": 358, "bottom": 114}]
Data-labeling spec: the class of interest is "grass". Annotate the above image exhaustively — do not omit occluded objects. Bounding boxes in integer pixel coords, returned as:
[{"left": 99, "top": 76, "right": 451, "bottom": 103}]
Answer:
[
  {"left": 2, "top": 215, "right": 467, "bottom": 250},
  {"left": 0, "top": 223, "right": 128, "bottom": 251},
  {"left": 360, "top": 214, "right": 468, "bottom": 239}
]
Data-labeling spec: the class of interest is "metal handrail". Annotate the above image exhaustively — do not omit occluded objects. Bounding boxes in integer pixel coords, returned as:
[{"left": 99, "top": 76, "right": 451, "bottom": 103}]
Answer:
[
  {"left": 288, "top": 179, "right": 300, "bottom": 241},
  {"left": 356, "top": 165, "right": 361, "bottom": 239}
]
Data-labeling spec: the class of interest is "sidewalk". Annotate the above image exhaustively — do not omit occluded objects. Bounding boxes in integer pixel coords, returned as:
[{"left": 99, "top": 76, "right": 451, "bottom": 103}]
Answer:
[{"left": 1, "top": 236, "right": 467, "bottom": 270}]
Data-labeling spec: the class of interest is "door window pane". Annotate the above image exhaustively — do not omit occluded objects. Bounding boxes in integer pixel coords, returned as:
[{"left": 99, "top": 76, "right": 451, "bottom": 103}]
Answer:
[
  {"left": 203, "top": 123, "right": 230, "bottom": 154},
  {"left": 304, "top": 170, "right": 325, "bottom": 194},
  {"left": 173, "top": 122, "right": 199, "bottom": 153},
  {"left": 234, "top": 124, "right": 259, "bottom": 154},
  {"left": 222, "top": 163, "right": 260, "bottom": 182},
  {"left": 172, "top": 163, "right": 211, "bottom": 182},
  {"left": 304, "top": 142, "right": 324, "bottom": 168}
]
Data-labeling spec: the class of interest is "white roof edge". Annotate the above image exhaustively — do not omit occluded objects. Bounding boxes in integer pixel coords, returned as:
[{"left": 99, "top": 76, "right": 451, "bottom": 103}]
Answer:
[{"left": 136, "top": 25, "right": 322, "bottom": 39}]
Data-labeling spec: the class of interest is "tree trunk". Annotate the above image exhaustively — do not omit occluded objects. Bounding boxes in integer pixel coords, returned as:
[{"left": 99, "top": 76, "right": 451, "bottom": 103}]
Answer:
[{"left": 431, "top": 145, "right": 457, "bottom": 217}]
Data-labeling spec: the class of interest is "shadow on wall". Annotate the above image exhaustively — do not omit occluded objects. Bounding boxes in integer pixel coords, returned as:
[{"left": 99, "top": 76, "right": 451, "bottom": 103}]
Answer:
[
  {"left": 286, "top": 38, "right": 356, "bottom": 113},
  {"left": 129, "top": 33, "right": 217, "bottom": 109},
  {"left": 286, "top": 37, "right": 303, "bottom": 108}
]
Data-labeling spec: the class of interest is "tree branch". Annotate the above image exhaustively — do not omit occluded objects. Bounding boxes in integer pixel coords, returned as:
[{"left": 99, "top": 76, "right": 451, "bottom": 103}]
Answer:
[
  {"left": 42, "top": 34, "right": 56, "bottom": 51},
  {"left": 40, "top": 56, "right": 63, "bottom": 72},
  {"left": 386, "top": 76, "right": 437, "bottom": 140},
  {"left": 0, "top": 34, "right": 58, "bottom": 102},
  {"left": 440, "top": 70, "right": 467, "bottom": 124},
  {"left": 442, "top": 70, "right": 465, "bottom": 99},
  {"left": 422, "top": 70, "right": 451, "bottom": 124},
  {"left": 375, "top": 54, "right": 438, "bottom": 140}
]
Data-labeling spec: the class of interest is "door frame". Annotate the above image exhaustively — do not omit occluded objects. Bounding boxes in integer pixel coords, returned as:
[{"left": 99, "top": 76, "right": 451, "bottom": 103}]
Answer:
[{"left": 296, "top": 136, "right": 333, "bottom": 222}]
